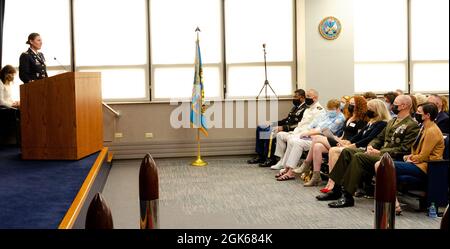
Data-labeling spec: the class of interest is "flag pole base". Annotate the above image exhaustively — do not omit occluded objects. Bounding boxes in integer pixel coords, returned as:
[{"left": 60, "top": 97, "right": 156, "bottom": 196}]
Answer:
[{"left": 191, "top": 157, "right": 208, "bottom": 167}]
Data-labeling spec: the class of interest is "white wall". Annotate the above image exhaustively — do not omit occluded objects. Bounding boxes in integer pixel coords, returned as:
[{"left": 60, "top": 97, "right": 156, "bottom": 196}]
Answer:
[{"left": 298, "top": 0, "right": 354, "bottom": 103}]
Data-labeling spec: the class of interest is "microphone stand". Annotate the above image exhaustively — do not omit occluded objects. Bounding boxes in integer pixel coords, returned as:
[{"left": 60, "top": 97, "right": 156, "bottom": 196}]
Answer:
[
  {"left": 256, "top": 44, "right": 278, "bottom": 99},
  {"left": 53, "top": 57, "right": 70, "bottom": 72}
]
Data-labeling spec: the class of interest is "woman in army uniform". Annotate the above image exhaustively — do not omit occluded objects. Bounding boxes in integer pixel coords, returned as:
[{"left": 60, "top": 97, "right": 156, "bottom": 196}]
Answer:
[{"left": 19, "top": 33, "right": 48, "bottom": 83}]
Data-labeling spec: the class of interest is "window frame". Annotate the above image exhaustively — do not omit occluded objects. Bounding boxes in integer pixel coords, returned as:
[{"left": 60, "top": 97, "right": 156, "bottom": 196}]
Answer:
[
  {"left": 353, "top": 0, "right": 409, "bottom": 95},
  {"left": 71, "top": 0, "right": 151, "bottom": 103},
  {"left": 354, "top": 0, "right": 449, "bottom": 95},
  {"left": 224, "top": 0, "right": 297, "bottom": 100},
  {"left": 408, "top": 0, "right": 449, "bottom": 94}
]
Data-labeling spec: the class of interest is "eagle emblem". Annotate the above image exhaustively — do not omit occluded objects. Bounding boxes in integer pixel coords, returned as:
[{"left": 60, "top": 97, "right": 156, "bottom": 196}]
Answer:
[{"left": 319, "top": 16, "right": 342, "bottom": 40}]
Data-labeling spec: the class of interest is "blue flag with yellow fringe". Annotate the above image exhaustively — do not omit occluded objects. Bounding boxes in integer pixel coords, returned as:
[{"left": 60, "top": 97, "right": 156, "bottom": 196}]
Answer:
[{"left": 190, "top": 30, "right": 208, "bottom": 138}]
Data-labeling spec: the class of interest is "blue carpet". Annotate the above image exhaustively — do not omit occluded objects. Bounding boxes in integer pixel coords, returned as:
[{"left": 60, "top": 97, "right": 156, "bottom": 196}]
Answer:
[{"left": 0, "top": 147, "right": 99, "bottom": 229}]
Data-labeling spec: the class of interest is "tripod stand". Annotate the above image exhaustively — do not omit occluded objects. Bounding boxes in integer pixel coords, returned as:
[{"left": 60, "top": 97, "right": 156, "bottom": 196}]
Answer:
[{"left": 257, "top": 43, "right": 278, "bottom": 99}]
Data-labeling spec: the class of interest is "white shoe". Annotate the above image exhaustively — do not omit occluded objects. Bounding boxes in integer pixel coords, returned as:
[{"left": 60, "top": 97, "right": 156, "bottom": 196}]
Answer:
[{"left": 271, "top": 161, "right": 284, "bottom": 170}]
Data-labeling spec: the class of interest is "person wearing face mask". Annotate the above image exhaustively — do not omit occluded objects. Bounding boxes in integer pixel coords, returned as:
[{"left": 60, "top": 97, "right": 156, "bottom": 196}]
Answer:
[
  {"left": 248, "top": 89, "right": 307, "bottom": 166},
  {"left": 336, "top": 96, "right": 368, "bottom": 139},
  {"left": 374, "top": 102, "right": 444, "bottom": 214},
  {"left": 19, "top": 33, "right": 48, "bottom": 84},
  {"left": 297, "top": 96, "right": 369, "bottom": 186},
  {"left": 270, "top": 89, "right": 326, "bottom": 170},
  {"left": 340, "top": 96, "right": 351, "bottom": 119},
  {"left": 275, "top": 99, "right": 345, "bottom": 181},
  {"left": 319, "top": 99, "right": 390, "bottom": 193},
  {"left": 384, "top": 91, "right": 398, "bottom": 118},
  {"left": 317, "top": 95, "right": 420, "bottom": 208},
  {"left": 427, "top": 94, "right": 449, "bottom": 134}
]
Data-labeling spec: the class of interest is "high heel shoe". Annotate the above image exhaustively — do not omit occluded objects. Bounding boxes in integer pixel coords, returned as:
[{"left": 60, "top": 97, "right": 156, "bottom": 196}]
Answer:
[{"left": 320, "top": 188, "right": 330, "bottom": 193}]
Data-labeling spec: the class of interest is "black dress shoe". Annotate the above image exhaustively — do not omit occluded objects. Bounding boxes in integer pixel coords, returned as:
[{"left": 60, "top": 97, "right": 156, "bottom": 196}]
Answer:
[
  {"left": 328, "top": 192, "right": 354, "bottom": 208},
  {"left": 259, "top": 158, "right": 278, "bottom": 167},
  {"left": 247, "top": 157, "right": 264, "bottom": 164},
  {"left": 316, "top": 190, "right": 342, "bottom": 201},
  {"left": 354, "top": 188, "right": 365, "bottom": 198}
]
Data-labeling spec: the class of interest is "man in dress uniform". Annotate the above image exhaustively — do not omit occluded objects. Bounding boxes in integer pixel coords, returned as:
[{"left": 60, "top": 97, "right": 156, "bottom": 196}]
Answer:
[
  {"left": 247, "top": 89, "right": 307, "bottom": 167},
  {"left": 317, "top": 95, "right": 420, "bottom": 208},
  {"left": 19, "top": 33, "right": 48, "bottom": 83},
  {"left": 270, "top": 89, "right": 326, "bottom": 170}
]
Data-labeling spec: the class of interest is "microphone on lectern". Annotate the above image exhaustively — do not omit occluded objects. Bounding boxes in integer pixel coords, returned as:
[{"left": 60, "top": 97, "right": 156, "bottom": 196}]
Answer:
[{"left": 53, "top": 57, "right": 69, "bottom": 72}]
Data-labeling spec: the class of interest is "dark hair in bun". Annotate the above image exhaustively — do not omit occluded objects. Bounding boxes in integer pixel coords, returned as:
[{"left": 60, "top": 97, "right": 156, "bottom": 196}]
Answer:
[{"left": 26, "top": 33, "right": 40, "bottom": 45}]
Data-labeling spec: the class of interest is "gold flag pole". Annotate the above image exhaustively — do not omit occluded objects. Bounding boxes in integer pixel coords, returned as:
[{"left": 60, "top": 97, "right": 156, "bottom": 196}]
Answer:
[
  {"left": 191, "top": 27, "right": 207, "bottom": 167},
  {"left": 267, "top": 130, "right": 274, "bottom": 159},
  {"left": 192, "top": 129, "right": 207, "bottom": 167}
]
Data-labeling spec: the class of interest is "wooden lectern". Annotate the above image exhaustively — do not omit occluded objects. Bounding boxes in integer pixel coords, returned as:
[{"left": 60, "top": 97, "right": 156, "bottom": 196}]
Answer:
[{"left": 20, "top": 72, "right": 103, "bottom": 160}]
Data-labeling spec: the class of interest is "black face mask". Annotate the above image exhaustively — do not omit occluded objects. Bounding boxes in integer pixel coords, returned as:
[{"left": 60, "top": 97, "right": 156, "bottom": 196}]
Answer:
[
  {"left": 347, "top": 104, "right": 355, "bottom": 114},
  {"left": 392, "top": 105, "right": 400, "bottom": 115},
  {"left": 293, "top": 99, "right": 301, "bottom": 107},
  {"left": 415, "top": 113, "right": 424, "bottom": 124},
  {"left": 367, "top": 110, "right": 377, "bottom": 119},
  {"left": 305, "top": 98, "right": 314, "bottom": 106}
]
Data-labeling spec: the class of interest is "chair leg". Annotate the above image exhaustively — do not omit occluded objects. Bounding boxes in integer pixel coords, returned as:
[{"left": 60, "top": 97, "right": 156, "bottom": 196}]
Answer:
[
  {"left": 419, "top": 198, "right": 427, "bottom": 211},
  {"left": 14, "top": 111, "right": 21, "bottom": 147}
]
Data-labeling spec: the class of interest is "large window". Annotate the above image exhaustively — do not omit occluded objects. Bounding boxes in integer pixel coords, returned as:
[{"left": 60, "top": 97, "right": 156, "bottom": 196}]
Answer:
[
  {"left": 2, "top": 0, "right": 71, "bottom": 100},
  {"left": 150, "top": 0, "right": 222, "bottom": 100},
  {"left": 354, "top": 0, "right": 449, "bottom": 94},
  {"left": 410, "top": 0, "right": 449, "bottom": 93},
  {"left": 1, "top": 0, "right": 296, "bottom": 102},
  {"left": 225, "top": 0, "right": 295, "bottom": 98},
  {"left": 354, "top": 0, "right": 408, "bottom": 93},
  {"left": 73, "top": 0, "right": 148, "bottom": 101}
]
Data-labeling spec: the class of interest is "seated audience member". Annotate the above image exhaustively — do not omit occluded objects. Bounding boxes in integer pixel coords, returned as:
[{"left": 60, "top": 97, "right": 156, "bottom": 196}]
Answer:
[
  {"left": 0, "top": 65, "right": 19, "bottom": 108},
  {"left": 298, "top": 96, "right": 368, "bottom": 186},
  {"left": 414, "top": 93, "right": 428, "bottom": 106},
  {"left": 374, "top": 102, "right": 445, "bottom": 214},
  {"left": 384, "top": 91, "right": 399, "bottom": 118},
  {"left": 340, "top": 95, "right": 351, "bottom": 114},
  {"left": 320, "top": 99, "right": 390, "bottom": 193},
  {"left": 275, "top": 99, "right": 345, "bottom": 181},
  {"left": 363, "top": 92, "right": 378, "bottom": 101},
  {"left": 395, "top": 89, "right": 404, "bottom": 96},
  {"left": 270, "top": 89, "right": 325, "bottom": 170},
  {"left": 339, "top": 96, "right": 352, "bottom": 137},
  {"left": 317, "top": 95, "right": 419, "bottom": 208},
  {"left": 248, "top": 89, "right": 307, "bottom": 166},
  {"left": 0, "top": 65, "right": 20, "bottom": 144},
  {"left": 428, "top": 94, "right": 449, "bottom": 134},
  {"left": 441, "top": 96, "right": 449, "bottom": 114},
  {"left": 410, "top": 95, "right": 418, "bottom": 121}
]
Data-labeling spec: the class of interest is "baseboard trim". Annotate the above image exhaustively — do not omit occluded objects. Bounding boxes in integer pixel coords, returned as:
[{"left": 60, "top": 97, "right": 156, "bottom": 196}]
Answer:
[{"left": 104, "top": 138, "right": 256, "bottom": 159}]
